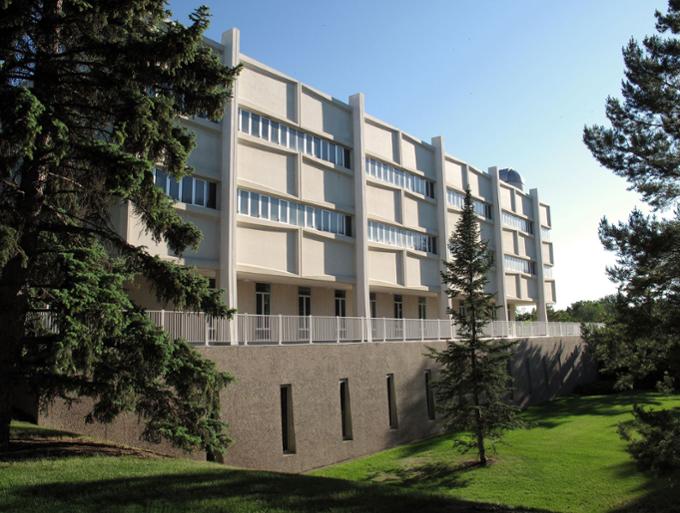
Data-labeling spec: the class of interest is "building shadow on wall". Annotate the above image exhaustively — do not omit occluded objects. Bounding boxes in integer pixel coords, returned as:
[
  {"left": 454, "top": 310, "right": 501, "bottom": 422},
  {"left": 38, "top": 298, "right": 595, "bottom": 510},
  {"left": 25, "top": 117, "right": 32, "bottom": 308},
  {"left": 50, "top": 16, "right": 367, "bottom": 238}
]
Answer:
[{"left": 6, "top": 467, "right": 557, "bottom": 513}]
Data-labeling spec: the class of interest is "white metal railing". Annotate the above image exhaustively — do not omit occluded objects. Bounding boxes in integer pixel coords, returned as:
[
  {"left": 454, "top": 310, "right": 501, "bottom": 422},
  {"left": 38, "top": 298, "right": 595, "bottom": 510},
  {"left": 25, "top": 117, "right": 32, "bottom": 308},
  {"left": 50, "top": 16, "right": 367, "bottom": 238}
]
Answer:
[{"left": 143, "top": 311, "right": 591, "bottom": 347}]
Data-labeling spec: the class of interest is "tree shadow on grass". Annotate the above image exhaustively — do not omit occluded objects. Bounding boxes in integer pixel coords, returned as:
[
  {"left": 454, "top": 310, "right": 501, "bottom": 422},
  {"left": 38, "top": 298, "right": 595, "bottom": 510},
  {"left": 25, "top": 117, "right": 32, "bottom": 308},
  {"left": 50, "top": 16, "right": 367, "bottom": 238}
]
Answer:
[
  {"left": 606, "top": 461, "right": 680, "bottom": 513},
  {"left": 3, "top": 467, "right": 557, "bottom": 513},
  {"left": 519, "top": 393, "right": 666, "bottom": 430},
  {"left": 367, "top": 459, "right": 486, "bottom": 491}
]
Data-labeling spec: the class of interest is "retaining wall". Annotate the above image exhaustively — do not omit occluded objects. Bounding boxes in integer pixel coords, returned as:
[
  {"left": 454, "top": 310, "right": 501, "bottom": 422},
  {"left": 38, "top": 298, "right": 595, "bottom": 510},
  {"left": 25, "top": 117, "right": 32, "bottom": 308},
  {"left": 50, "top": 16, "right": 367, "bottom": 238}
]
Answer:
[{"left": 38, "top": 336, "right": 596, "bottom": 472}]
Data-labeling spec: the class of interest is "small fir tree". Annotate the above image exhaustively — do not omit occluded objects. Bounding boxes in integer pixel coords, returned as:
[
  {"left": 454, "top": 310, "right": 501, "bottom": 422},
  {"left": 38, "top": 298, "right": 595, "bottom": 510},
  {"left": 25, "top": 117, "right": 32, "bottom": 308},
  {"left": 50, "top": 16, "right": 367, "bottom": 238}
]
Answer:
[
  {"left": 0, "top": 1, "right": 240, "bottom": 453},
  {"left": 428, "top": 189, "right": 520, "bottom": 465}
]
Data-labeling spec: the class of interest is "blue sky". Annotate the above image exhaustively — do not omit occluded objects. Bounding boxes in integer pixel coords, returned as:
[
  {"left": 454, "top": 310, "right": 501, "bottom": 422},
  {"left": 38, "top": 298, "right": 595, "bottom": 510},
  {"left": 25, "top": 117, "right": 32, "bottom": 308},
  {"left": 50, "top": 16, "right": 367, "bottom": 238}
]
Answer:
[{"left": 170, "top": 0, "right": 667, "bottom": 308}]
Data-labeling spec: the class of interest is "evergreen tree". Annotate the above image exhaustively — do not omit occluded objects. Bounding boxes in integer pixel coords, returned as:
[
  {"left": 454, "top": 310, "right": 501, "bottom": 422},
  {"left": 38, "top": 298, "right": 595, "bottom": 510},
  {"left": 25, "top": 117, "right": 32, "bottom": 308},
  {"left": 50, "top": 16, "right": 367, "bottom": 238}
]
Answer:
[
  {"left": 583, "top": 0, "right": 680, "bottom": 472},
  {"left": 0, "top": 1, "right": 239, "bottom": 452},
  {"left": 428, "top": 190, "right": 520, "bottom": 466}
]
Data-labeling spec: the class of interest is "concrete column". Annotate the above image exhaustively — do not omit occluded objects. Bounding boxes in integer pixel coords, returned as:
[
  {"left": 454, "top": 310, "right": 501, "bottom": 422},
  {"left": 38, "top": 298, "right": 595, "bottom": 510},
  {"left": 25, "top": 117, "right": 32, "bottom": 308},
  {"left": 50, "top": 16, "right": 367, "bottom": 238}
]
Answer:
[
  {"left": 431, "top": 136, "right": 450, "bottom": 320},
  {"left": 219, "top": 29, "right": 240, "bottom": 341},
  {"left": 489, "top": 167, "right": 509, "bottom": 321},
  {"left": 530, "top": 188, "right": 548, "bottom": 322},
  {"left": 349, "top": 94, "right": 371, "bottom": 334}
]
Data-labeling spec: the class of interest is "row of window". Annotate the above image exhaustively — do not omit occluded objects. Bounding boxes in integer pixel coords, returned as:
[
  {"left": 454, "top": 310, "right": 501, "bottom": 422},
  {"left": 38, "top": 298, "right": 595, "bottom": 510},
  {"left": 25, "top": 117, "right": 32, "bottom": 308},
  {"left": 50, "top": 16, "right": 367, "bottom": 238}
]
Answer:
[
  {"left": 279, "top": 370, "right": 437, "bottom": 453},
  {"left": 154, "top": 169, "right": 218, "bottom": 209},
  {"left": 365, "top": 157, "right": 435, "bottom": 198},
  {"left": 239, "top": 109, "right": 352, "bottom": 170},
  {"left": 237, "top": 189, "right": 352, "bottom": 237},
  {"left": 502, "top": 211, "right": 534, "bottom": 234},
  {"left": 367, "top": 220, "right": 437, "bottom": 255},
  {"left": 504, "top": 254, "right": 537, "bottom": 275},
  {"left": 540, "top": 226, "right": 551, "bottom": 240},
  {"left": 257, "top": 284, "right": 429, "bottom": 320},
  {"left": 446, "top": 189, "right": 493, "bottom": 219}
]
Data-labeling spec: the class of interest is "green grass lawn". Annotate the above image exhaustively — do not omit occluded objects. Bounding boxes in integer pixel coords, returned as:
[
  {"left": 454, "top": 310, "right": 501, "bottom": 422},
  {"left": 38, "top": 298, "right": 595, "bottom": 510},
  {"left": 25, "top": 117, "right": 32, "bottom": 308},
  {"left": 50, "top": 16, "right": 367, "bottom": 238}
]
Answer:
[
  {"left": 0, "top": 423, "right": 541, "bottom": 513},
  {"left": 311, "top": 392, "right": 680, "bottom": 513},
  {"left": 2, "top": 393, "right": 678, "bottom": 513}
]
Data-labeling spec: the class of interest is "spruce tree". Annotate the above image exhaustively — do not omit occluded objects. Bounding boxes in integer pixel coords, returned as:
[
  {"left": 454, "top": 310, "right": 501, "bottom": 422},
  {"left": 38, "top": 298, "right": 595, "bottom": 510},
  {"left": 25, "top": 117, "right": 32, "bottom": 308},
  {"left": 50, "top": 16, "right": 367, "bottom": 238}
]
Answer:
[
  {"left": 583, "top": 0, "right": 680, "bottom": 472},
  {"left": 0, "top": 1, "right": 239, "bottom": 452},
  {"left": 429, "top": 189, "right": 520, "bottom": 466}
]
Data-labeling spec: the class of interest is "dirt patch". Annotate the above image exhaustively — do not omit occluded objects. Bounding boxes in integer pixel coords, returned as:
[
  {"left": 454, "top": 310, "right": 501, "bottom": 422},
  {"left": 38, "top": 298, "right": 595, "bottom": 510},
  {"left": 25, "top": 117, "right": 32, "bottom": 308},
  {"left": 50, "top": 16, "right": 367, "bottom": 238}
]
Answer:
[{"left": 1, "top": 433, "right": 165, "bottom": 461}]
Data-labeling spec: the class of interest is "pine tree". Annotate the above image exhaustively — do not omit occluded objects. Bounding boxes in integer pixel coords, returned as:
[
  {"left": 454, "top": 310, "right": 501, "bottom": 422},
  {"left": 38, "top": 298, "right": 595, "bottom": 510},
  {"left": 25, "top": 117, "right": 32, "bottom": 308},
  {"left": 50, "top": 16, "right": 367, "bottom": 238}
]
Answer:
[
  {"left": 428, "top": 189, "right": 520, "bottom": 466},
  {"left": 0, "top": 1, "right": 239, "bottom": 452},
  {"left": 583, "top": 0, "right": 680, "bottom": 472}
]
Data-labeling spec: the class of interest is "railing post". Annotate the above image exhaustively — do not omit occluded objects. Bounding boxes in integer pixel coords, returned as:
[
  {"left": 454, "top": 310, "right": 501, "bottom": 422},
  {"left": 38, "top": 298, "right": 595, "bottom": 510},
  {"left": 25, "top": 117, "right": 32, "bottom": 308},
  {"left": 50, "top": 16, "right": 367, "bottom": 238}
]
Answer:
[
  {"left": 402, "top": 318, "right": 406, "bottom": 342},
  {"left": 420, "top": 318, "right": 424, "bottom": 342},
  {"left": 308, "top": 315, "right": 313, "bottom": 344},
  {"left": 336, "top": 316, "right": 341, "bottom": 343},
  {"left": 383, "top": 318, "right": 387, "bottom": 342},
  {"left": 243, "top": 313, "right": 248, "bottom": 346},
  {"left": 160, "top": 309, "right": 165, "bottom": 330},
  {"left": 205, "top": 314, "right": 210, "bottom": 347},
  {"left": 278, "top": 314, "right": 283, "bottom": 345},
  {"left": 361, "top": 317, "right": 366, "bottom": 343}
]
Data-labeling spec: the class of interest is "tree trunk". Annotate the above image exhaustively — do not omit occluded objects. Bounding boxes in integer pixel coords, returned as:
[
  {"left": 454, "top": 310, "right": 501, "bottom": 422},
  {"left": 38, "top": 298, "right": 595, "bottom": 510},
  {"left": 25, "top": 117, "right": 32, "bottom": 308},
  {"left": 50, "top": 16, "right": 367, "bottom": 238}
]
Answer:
[
  {"left": 0, "top": 256, "right": 29, "bottom": 451},
  {"left": 0, "top": 382, "right": 11, "bottom": 451},
  {"left": 470, "top": 317, "right": 487, "bottom": 465}
]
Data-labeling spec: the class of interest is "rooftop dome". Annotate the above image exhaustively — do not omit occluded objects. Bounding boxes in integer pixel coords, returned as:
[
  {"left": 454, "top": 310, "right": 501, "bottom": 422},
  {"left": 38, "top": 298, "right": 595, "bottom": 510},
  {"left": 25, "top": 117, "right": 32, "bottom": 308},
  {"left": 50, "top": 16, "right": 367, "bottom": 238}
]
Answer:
[{"left": 499, "top": 168, "right": 525, "bottom": 191}]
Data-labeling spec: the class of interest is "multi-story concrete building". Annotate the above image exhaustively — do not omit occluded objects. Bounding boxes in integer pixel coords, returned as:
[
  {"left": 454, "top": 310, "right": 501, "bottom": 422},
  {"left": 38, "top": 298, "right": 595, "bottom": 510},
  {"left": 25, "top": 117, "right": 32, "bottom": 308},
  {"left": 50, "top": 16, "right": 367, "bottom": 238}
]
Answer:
[
  {"left": 36, "top": 29, "right": 593, "bottom": 473},
  {"left": 116, "top": 28, "right": 556, "bottom": 341}
]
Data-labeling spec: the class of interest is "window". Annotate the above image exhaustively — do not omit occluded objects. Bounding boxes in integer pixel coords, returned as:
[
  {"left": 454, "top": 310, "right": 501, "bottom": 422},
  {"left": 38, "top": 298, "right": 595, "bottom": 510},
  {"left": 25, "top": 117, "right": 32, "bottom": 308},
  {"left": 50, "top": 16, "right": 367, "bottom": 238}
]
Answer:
[
  {"left": 367, "top": 220, "right": 436, "bottom": 254},
  {"left": 394, "top": 295, "right": 403, "bottom": 319},
  {"left": 366, "top": 157, "right": 435, "bottom": 199},
  {"left": 339, "top": 379, "right": 353, "bottom": 440},
  {"left": 255, "top": 283, "right": 271, "bottom": 340},
  {"left": 369, "top": 292, "right": 377, "bottom": 318},
  {"left": 237, "top": 189, "right": 352, "bottom": 238},
  {"left": 239, "top": 108, "right": 351, "bottom": 170},
  {"left": 280, "top": 385, "right": 296, "bottom": 454},
  {"left": 335, "top": 290, "right": 346, "bottom": 317},
  {"left": 425, "top": 370, "right": 436, "bottom": 420},
  {"left": 256, "top": 283, "right": 271, "bottom": 316},
  {"left": 502, "top": 211, "right": 533, "bottom": 234},
  {"left": 386, "top": 374, "right": 398, "bottom": 429},
  {"left": 208, "top": 278, "right": 216, "bottom": 289},
  {"left": 504, "top": 255, "right": 536, "bottom": 275},
  {"left": 181, "top": 176, "right": 192, "bottom": 204},
  {"left": 446, "top": 188, "right": 491, "bottom": 219},
  {"left": 540, "top": 226, "right": 551, "bottom": 240},
  {"left": 418, "top": 297, "right": 427, "bottom": 320},
  {"left": 154, "top": 169, "right": 218, "bottom": 210},
  {"left": 298, "top": 287, "right": 311, "bottom": 339},
  {"left": 298, "top": 287, "right": 311, "bottom": 316}
]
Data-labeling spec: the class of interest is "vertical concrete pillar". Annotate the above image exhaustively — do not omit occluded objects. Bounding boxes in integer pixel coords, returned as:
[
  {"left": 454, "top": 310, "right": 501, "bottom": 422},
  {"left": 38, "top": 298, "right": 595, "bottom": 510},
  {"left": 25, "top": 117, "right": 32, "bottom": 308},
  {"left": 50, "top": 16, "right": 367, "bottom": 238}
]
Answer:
[
  {"left": 489, "top": 167, "right": 509, "bottom": 321},
  {"left": 432, "top": 136, "right": 450, "bottom": 320},
  {"left": 220, "top": 29, "right": 240, "bottom": 341},
  {"left": 530, "top": 188, "right": 548, "bottom": 322},
  {"left": 349, "top": 94, "right": 371, "bottom": 337}
]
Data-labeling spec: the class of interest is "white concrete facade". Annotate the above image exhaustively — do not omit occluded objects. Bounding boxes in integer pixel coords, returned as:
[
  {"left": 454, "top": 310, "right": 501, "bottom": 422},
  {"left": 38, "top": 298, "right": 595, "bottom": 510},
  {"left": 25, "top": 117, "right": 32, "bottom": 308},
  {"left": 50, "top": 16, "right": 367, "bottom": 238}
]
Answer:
[{"left": 122, "top": 28, "right": 556, "bottom": 326}]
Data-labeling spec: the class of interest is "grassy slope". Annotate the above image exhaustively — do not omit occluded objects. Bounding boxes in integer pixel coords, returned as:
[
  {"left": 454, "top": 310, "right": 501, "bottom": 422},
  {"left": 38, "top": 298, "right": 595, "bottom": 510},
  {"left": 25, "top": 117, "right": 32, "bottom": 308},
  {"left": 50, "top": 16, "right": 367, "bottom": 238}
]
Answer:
[
  {"left": 0, "top": 423, "right": 540, "bottom": 513},
  {"left": 311, "top": 393, "right": 680, "bottom": 513}
]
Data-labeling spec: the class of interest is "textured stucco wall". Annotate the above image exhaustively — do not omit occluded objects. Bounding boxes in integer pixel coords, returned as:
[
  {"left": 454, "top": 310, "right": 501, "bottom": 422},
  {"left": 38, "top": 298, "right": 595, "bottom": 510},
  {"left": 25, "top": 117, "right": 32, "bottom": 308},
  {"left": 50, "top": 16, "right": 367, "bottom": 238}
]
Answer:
[{"left": 38, "top": 335, "right": 596, "bottom": 473}]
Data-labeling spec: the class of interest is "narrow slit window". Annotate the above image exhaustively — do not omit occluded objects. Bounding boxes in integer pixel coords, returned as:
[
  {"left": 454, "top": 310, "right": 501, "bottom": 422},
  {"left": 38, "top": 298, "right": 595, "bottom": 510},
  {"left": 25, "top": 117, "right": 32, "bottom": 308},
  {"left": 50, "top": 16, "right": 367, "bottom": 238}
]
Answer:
[
  {"left": 280, "top": 385, "right": 296, "bottom": 454},
  {"left": 425, "top": 370, "right": 435, "bottom": 420},
  {"left": 386, "top": 374, "right": 398, "bottom": 429},
  {"left": 339, "top": 378, "right": 353, "bottom": 440}
]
